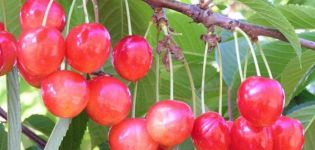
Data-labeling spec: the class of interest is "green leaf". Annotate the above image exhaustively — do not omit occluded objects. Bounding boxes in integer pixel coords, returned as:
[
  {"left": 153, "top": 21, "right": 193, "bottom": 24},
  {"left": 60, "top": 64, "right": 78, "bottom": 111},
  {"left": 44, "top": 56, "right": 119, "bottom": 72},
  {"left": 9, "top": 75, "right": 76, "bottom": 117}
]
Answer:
[
  {"left": 249, "top": 5, "right": 315, "bottom": 29},
  {"left": 23, "top": 115, "right": 55, "bottom": 138},
  {"left": 88, "top": 120, "right": 109, "bottom": 149},
  {"left": 59, "top": 112, "right": 89, "bottom": 150},
  {"left": 237, "top": 0, "right": 302, "bottom": 57},
  {"left": 304, "top": 117, "right": 315, "bottom": 150},
  {"left": 44, "top": 118, "right": 71, "bottom": 150},
  {"left": 0, "top": 123, "right": 7, "bottom": 150},
  {"left": 0, "top": 0, "right": 21, "bottom": 36}
]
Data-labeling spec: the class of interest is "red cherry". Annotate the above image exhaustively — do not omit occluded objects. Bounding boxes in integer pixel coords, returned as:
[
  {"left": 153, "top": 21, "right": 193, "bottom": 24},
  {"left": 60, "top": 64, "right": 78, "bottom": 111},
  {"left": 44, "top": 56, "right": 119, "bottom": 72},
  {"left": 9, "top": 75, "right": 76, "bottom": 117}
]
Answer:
[
  {"left": 0, "top": 23, "right": 4, "bottom": 31},
  {"left": 87, "top": 75, "right": 132, "bottom": 126},
  {"left": 226, "top": 120, "right": 233, "bottom": 132},
  {"left": 17, "top": 27, "right": 65, "bottom": 76},
  {"left": 65, "top": 23, "right": 111, "bottom": 73},
  {"left": 191, "top": 111, "right": 230, "bottom": 150},
  {"left": 17, "top": 62, "right": 45, "bottom": 88},
  {"left": 109, "top": 118, "right": 159, "bottom": 150},
  {"left": 146, "top": 100, "right": 194, "bottom": 146},
  {"left": 41, "top": 70, "right": 89, "bottom": 118},
  {"left": 231, "top": 116, "right": 273, "bottom": 150},
  {"left": 272, "top": 116, "right": 304, "bottom": 150},
  {"left": 113, "top": 35, "right": 152, "bottom": 81},
  {"left": 0, "top": 31, "right": 17, "bottom": 76},
  {"left": 20, "top": 0, "right": 66, "bottom": 31},
  {"left": 237, "top": 76, "right": 284, "bottom": 127}
]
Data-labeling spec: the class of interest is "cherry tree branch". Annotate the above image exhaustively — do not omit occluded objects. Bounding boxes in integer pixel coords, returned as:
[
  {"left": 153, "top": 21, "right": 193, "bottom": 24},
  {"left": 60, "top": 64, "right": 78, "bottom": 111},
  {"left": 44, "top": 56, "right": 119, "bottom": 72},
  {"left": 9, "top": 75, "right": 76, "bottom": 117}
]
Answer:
[
  {"left": 144, "top": 0, "right": 315, "bottom": 50},
  {"left": 0, "top": 107, "right": 46, "bottom": 149}
]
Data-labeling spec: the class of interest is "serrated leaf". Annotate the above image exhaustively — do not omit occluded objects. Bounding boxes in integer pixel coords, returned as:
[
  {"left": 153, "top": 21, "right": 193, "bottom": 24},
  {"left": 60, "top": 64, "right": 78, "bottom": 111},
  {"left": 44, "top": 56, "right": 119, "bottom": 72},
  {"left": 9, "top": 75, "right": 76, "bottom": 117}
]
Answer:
[
  {"left": 59, "top": 112, "right": 89, "bottom": 150},
  {"left": 88, "top": 120, "right": 109, "bottom": 149},
  {"left": 23, "top": 114, "right": 55, "bottom": 138},
  {"left": 237, "top": 0, "right": 302, "bottom": 57},
  {"left": 0, "top": 123, "right": 7, "bottom": 150}
]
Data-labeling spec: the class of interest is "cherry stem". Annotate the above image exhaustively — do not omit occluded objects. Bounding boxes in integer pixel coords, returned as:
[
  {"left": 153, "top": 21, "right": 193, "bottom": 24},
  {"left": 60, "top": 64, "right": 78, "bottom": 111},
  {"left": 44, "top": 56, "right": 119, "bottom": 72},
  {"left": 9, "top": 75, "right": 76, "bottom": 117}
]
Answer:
[
  {"left": 201, "top": 43, "right": 209, "bottom": 114},
  {"left": 256, "top": 42, "right": 273, "bottom": 79},
  {"left": 156, "top": 53, "right": 160, "bottom": 102},
  {"left": 91, "top": 0, "right": 99, "bottom": 23},
  {"left": 124, "top": 0, "right": 132, "bottom": 36},
  {"left": 233, "top": 32, "right": 244, "bottom": 81},
  {"left": 132, "top": 81, "right": 138, "bottom": 118},
  {"left": 227, "top": 86, "right": 233, "bottom": 121},
  {"left": 183, "top": 58, "right": 197, "bottom": 115},
  {"left": 144, "top": 21, "right": 153, "bottom": 38},
  {"left": 217, "top": 45, "right": 223, "bottom": 116},
  {"left": 235, "top": 27, "right": 261, "bottom": 76},
  {"left": 42, "top": 0, "right": 54, "bottom": 26},
  {"left": 243, "top": 54, "right": 249, "bottom": 79},
  {"left": 64, "top": 0, "right": 77, "bottom": 70},
  {"left": 82, "top": 0, "right": 90, "bottom": 23}
]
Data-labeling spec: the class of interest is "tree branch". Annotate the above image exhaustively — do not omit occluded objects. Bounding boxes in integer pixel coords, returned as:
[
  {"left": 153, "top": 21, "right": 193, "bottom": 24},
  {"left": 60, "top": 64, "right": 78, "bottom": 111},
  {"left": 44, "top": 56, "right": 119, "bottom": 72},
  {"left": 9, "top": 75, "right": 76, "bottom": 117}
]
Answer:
[
  {"left": 0, "top": 107, "right": 46, "bottom": 149},
  {"left": 144, "top": 0, "right": 315, "bottom": 50}
]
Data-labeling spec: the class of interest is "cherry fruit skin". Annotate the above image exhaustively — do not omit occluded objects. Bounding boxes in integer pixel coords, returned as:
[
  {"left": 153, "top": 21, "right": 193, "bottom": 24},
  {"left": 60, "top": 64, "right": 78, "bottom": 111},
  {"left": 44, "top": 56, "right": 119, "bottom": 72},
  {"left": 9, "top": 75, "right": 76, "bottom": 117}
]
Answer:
[
  {"left": 0, "top": 31, "right": 17, "bottom": 76},
  {"left": 0, "top": 23, "right": 4, "bottom": 31},
  {"left": 87, "top": 75, "right": 132, "bottom": 126},
  {"left": 272, "top": 116, "right": 304, "bottom": 150},
  {"left": 146, "top": 100, "right": 194, "bottom": 147},
  {"left": 113, "top": 35, "right": 152, "bottom": 81},
  {"left": 66, "top": 23, "right": 111, "bottom": 73},
  {"left": 41, "top": 70, "right": 89, "bottom": 118},
  {"left": 231, "top": 116, "right": 273, "bottom": 150},
  {"left": 17, "top": 62, "right": 45, "bottom": 88},
  {"left": 109, "top": 118, "right": 159, "bottom": 150},
  {"left": 237, "top": 76, "right": 284, "bottom": 127},
  {"left": 20, "top": 0, "right": 66, "bottom": 31},
  {"left": 17, "top": 27, "right": 65, "bottom": 76},
  {"left": 191, "top": 111, "right": 230, "bottom": 150}
]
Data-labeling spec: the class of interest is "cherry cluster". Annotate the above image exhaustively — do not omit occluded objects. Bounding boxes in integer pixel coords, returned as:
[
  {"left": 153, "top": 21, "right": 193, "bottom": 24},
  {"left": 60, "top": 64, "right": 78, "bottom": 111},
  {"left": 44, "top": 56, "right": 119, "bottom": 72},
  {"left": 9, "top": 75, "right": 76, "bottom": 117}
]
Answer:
[{"left": 0, "top": 0, "right": 305, "bottom": 150}]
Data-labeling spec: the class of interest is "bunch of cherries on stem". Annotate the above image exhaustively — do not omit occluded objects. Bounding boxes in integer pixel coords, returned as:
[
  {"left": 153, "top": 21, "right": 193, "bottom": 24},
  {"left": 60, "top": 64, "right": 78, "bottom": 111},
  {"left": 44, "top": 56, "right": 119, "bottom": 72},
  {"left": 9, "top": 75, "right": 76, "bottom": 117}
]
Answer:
[{"left": 0, "top": 0, "right": 305, "bottom": 150}]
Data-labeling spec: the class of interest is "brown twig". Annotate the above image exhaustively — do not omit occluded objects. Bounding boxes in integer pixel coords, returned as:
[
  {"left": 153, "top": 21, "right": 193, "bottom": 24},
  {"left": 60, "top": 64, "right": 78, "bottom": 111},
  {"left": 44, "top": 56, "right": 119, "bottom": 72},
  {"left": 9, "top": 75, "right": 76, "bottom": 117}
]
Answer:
[
  {"left": 0, "top": 107, "right": 46, "bottom": 149},
  {"left": 144, "top": 0, "right": 315, "bottom": 50}
]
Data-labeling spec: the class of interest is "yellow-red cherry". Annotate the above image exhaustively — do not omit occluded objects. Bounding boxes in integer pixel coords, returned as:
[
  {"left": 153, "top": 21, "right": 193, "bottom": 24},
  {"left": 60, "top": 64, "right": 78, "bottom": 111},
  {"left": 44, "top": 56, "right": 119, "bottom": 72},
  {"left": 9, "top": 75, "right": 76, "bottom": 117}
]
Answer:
[
  {"left": 20, "top": 0, "right": 66, "bottom": 31},
  {"left": 146, "top": 100, "right": 194, "bottom": 147},
  {"left": 191, "top": 111, "right": 230, "bottom": 150},
  {"left": 113, "top": 35, "right": 152, "bottom": 81},
  {"left": 0, "top": 23, "right": 4, "bottom": 31},
  {"left": 17, "top": 62, "right": 46, "bottom": 88},
  {"left": 237, "top": 76, "right": 284, "bottom": 127},
  {"left": 17, "top": 27, "right": 65, "bottom": 77},
  {"left": 231, "top": 116, "right": 273, "bottom": 150},
  {"left": 41, "top": 70, "right": 89, "bottom": 118},
  {"left": 86, "top": 75, "right": 132, "bottom": 126},
  {"left": 109, "top": 118, "right": 159, "bottom": 150},
  {"left": 0, "top": 31, "right": 17, "bottom": 76},
  {"left": 272, "top": 116, "right": 304, "bottom": 150},
  {"left": 66, "top": 23, "right": 111, "bottom": 73}
]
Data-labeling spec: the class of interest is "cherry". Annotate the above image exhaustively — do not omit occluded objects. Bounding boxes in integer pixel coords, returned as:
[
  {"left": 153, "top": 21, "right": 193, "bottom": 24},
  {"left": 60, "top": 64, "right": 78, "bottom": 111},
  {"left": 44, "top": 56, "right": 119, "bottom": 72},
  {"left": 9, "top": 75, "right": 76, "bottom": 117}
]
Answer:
[
  {"left": 231, "top": 116, "right": 273, "bottom": 150},
  {"left": 109, "top": 118, "right": 159, "bottom": 150},
  {"left": 0, "top": 31, "right": 17, "bottom": 76},
  {"left": 17, "top": 62, "right": 45, "bottom": 88},
  {"left": 86, "top": 75, "right": 131, "bottom": 126},
  {"left": 65, "top": 23, "right": 111, "bottom": 73},
  {"left": 226, "top": 120, "right": 233, "bottom": 132},
  {"left": 113, "top": 35, "right": 152, "bottom": 81},
  {"left": 41, "top": 70, "right": 89, "bottom": 118},
  {"left": 146, "top": 100, "right": 194, "bottom": 147},
  {"left": 191, "top": 111, "right": 230, "bottom": 150},
  {"left": 272, "top": 116, "right": 304, "bottom": 150},
  {"left": 17, "top": 27, "right": 65, "bottom": 77},
  {"left": 20, "top": 0, "right": 66, "bottom": 31},
  {"left": 237, "top": 76, "right": 284, "bottom": 127},
  {"left": 0, "top": 23, "right": 4, "bottom": 31}
]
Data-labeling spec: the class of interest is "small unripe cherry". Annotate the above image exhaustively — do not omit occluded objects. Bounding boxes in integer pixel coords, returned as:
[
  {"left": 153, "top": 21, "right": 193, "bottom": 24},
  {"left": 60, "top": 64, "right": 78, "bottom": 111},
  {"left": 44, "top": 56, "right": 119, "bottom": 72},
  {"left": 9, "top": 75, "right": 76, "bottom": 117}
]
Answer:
[
  {"left": 272, "top": 116, "right": 304, "bottom": 150},
  {"left": 113, "top": 35, "right": 152, "bottom": 81},
  {"left": 191, "top": 111, "right": 230, "bottom": 150},
  {"left": 0, "top": 31, "right": 17, "bottom": 76},
  {"left": 41, "top": 70, "right": 89, "bottom": 118},
  {"left": 109, "top": 118, "right": 159, "bottom": 150},
  {"left": 231, "top": 116, "right": 273, "bottom": 150},
  {"left": 146, "top": 100, "right": 194, "bottom": 147},
  {"left": 17, "top": 27, "right": 65, "bottom": 77},
  {"left": 0, "top": 23, "right": 4, "bottom": 31},
  {"left": 87, "top": 75, "right": 132, "bottom": 126},
  {"left": 237, "top": 76, "right": 284, "bottom": 127},
  {"left": 20, "top": 0, "right": 66, "bottom": 31},
  {"left": 65, "top": 23, "right": 111, "bottom": 73}
]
